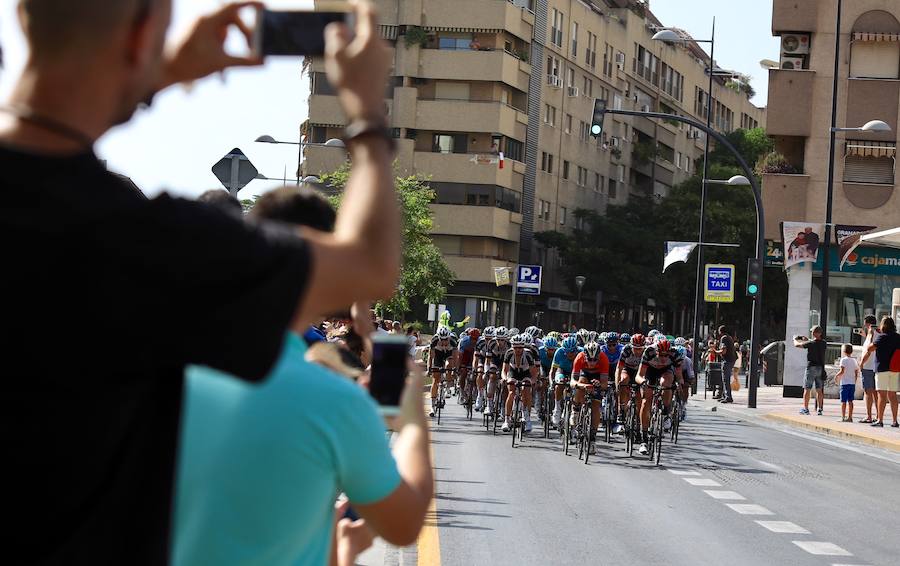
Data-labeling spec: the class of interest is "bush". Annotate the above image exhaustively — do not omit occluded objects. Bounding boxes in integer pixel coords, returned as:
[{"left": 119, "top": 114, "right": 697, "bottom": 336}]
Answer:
[
  {"left": 404, "top": 26, "right": 428, "bottom": 48},
  {"left": 757, "top": 151, "right": 799, "bottom": 175}
]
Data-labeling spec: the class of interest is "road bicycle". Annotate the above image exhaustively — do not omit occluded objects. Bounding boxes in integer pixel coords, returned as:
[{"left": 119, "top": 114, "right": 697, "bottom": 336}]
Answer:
[
  {"left": 576, "top": 397, "right": 593, "bottom": 464},
  {"left": 430, "top": 367, "right": 453, "bottom": 425},
  {"left": 670, "top": 386, "right": 685, "bottom": 444},
  {"left": 623, "top": 383, "right": 641, "bottom": 457},
  {"left": 542, "top": 375, "right": 555, "bottom": 439},
  {"left": 600, "top": 383, "right": 617, "bottom": 445},
  {"left": 462, "top": 365, "right": 480, "bottom": 421},
  {"left": 647, "top": 384, "right": 678, "bottom": 466},
  {"left": 481, "top": 367, "right": 502, "bottom": 434},
  {"left": 508, "top": 377, "right": 529, "bottom": 448}
]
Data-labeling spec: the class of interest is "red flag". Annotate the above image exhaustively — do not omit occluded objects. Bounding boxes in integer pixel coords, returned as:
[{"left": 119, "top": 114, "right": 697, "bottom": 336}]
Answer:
[{"left": 498, "top": 152, "right": 505, "bottom": 169}]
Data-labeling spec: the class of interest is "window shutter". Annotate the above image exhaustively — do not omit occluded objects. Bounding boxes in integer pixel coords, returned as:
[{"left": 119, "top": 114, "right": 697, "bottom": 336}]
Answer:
[{"left": 843, "top": 155, "right": 895, "bottom": 185}]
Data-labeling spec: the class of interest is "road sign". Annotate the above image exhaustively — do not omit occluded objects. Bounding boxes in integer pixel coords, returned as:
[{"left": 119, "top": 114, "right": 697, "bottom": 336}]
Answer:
[
  {"left": 212, "top": 148, "right": 259, "bottom": 196},
  {"left": 494, "top": 267, "right": 510, "bottom": 287},
  {"left": 516, "top": 265, "right": 542, "bottom": 295},
  {"left": 704, "top": 264, "right": 735, "bottom": 303}
]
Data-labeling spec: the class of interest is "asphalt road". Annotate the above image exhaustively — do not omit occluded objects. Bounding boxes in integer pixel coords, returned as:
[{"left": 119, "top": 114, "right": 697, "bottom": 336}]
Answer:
[{"left": 422, "top": 395, "right": 900, "bottom": 566}]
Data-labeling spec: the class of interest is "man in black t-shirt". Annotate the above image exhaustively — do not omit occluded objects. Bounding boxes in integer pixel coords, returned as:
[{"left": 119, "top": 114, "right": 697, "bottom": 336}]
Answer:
[
  {"left": 715, "top": 325, "right": 737, "bottom": 403},
  {"left": 794, "top": 326, "right": 827, "bottom": 415},
  {"left": 0, "top": 2, "right": 398, "bottom": 564}
]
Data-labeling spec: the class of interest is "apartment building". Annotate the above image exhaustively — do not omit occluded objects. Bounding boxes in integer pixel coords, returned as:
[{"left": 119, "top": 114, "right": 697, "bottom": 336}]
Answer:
[
  {"left": 302, "top": 0, "right": 764, "bottom": 329},
  {"left": 764, "top": 1, "right": 900, "bottom": 371}
]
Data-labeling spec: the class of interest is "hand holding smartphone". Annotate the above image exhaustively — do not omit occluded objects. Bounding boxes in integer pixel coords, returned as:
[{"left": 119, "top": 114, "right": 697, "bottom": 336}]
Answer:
[
  {"left": 252, "top": 1, "right": 354, "bottom": 57},
  {"left": 369, "top": 334, "right": 409, "bottom": 416}
]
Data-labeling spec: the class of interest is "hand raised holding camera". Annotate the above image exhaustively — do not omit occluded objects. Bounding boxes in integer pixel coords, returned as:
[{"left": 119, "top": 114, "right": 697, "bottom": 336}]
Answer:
[{"left": 324, "top": 0, "right": 392, "bottom": 123}]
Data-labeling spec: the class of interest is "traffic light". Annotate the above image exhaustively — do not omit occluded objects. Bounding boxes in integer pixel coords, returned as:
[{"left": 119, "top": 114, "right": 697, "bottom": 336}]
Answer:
[
  {"left": 590, "top": 99, "right": 608, "bottom": 139},
  {"left": 746, "top": 257, "right": 762, "bottom": 299}
]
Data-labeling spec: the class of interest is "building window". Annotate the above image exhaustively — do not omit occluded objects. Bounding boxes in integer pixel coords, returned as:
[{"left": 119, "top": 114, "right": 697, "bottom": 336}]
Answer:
[
  {"left": 571, "top": 21, "right": 579, "bottom": 58},
  {"left": 617, "top": 164, "right": 625, "bottom": 182},
  {"left": 586, "top": 32, "right": 597, "bottom": 68},
  {"left": 438, "top": 33, "right": 474, "bottom": 51},
  {"left": 843, "top": 141, "right": 896, "bottom": 185},
  {"left": 583, "top": 76, "right": 593, "bottom": 98},
  {"left": 608, "top": 179, "right": 618, "bottom": 199},
  {"left": 541, "top": 152, "right": 554, "bottom": 173},
  {"left": 563, "top": 160, "right": 570, "bottom": 179},
  {"left": 695, "top": 87, "right": 709, "bottom": 118},
  {"left": 567, "top": 68, "right": 576, "bottom": 88},
  {"left": 432, "top": 133, "right": 468, "bottom": 154},
  {"left": 575, "top": 215, "right": 585, "bottom": 231},
  {"left": 578, "top": 120, "right": 589, "bottom": 141},
  {"left": 850, "top": 38, "right": 900, "bottom": 79},
  {"left": 635, "top": 44, "right": 659, "bottom": 85},
  {"left": 550, "top": 9, "right": 564, "bottom": 48},
  {"left": 576, "top": 166, "right": 588, "bottom": 187},
  {"left": 505, "top": 137, "right": 524, "bottom": 162},
  {"left": 559, "top": 206, "right": 567, "bottom": 225},
  {"left": 539, "top": 199, "right": 552, "bottom": 221},
  {"left": 676, "top": 151, "right": 682, "bottom": 169},
  {"left": 603, "top": 43, "right": 614, "bottom": 77},
  {"left": 565, "top": 113, "right": 573, "bottom": 134},
  {"left": 544, "top": 103, "right": 557, "bottom": 126},
  {"left": 547, "top": 55, "right": 561, "bottom": 78},
  {"left": 595, "top": 172, "right": 602, "bottom": 192}
]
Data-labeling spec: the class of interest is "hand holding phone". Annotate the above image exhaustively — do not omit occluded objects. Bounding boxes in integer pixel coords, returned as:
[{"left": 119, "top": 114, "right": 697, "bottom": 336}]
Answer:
[
  {"left": 252, "top": 2, "right": 354, "bottom": 57},
  {"left": 369, "top": 334, "right": 409, "bottom": 416}
]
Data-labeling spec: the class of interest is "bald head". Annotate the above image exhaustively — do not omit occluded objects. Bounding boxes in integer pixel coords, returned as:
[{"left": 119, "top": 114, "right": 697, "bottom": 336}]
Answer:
[{"left": 19, "top": 0, "right": 164, "bottom": 61}]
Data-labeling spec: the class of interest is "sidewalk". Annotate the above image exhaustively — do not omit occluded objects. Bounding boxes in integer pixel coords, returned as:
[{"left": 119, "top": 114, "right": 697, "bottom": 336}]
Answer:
[{"left": 693, "top": 373, "right": 900, "bottom": 453}]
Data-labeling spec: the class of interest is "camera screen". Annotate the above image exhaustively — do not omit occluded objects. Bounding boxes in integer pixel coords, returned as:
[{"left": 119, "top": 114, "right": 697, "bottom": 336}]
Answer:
[
  {"left": 261, "top": 10, "right": 348, "bottom": 56},
  {"left": 369, "top": 339, "right": 407, "bottom": 408}
]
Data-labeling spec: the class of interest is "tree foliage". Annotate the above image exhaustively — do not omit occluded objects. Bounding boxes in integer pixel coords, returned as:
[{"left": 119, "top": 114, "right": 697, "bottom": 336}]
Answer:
[{"left": 320, "top": 165, "right": 454, "bottom": 318}]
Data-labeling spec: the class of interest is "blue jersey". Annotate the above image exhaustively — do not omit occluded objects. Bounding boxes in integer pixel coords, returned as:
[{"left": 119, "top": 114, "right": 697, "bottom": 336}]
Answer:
[
  {"left": 538, "top": 347, "right": 555, "bottom": 369},
  {"left": 601, "top": 343, "right": 624, "bottom": 366},
  {"left": 551, "top": 347, "right": 581, "bottom": 375},
  {"left": 458, "top": 335, "right": 475, "bottom": 352}
]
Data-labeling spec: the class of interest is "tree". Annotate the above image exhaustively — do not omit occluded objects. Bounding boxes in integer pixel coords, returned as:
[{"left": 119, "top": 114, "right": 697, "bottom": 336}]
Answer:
[{"left": 319, "top": 165, "right": 454, "bottom": 318}]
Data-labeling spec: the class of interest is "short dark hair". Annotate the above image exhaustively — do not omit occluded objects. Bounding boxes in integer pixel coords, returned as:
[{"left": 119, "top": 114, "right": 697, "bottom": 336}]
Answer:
[
  {"left": 881, "top": 316, "right": 896, "bottom": 334},
  {"left": 198, "top": 189, "right": 242, "bottom": 215},
  {"left": 718, "top": 325, "right": 728, "bottom": 335},
  {"left": 811, "top": 325, "right": 824, "bottom": 337},
  {"left": 864, "top": 314, "right": 877, "bottom": 325},
  {"left": 249, "top": 186, "right": 336, "bottom": 231},
  {"left": 843, "top": 343, "right": 853, "bottom": 355}
]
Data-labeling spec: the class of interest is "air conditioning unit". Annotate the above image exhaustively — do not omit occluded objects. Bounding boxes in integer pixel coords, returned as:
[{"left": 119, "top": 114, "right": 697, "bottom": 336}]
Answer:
[
  {"left": 567, "top": 86, "right": 579, "bottom": 97},
  {"left": 547, "top": 75, "right": 563, "bottom": 88},
  {"left": 781, "top": 33, "right": 810, "bottom": 55},
  {"left": 780, "top": 56, "right": 805, "bottom": 70},
  {"left": 640, "top": 104, "right": 650, "bottom": 112},
  {"left": 615, "top": 52, "right": 626, "bottom": 69}
]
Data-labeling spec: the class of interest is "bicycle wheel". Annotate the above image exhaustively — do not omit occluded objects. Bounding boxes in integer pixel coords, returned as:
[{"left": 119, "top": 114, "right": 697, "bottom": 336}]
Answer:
[
  {"left": 625, "top": 403, "right": 635, "bottom": 456},
  {"left": 492, "top": 390, "right": 501, "bottom": 436},
  {"left": 603, "top": 393, "right": 613, "bottom": 444},
  {"left": 543, "top": 386, "right": 551, "bottom": 438},
  {"left": 653, "top": 407, "right": 664, "bottom": 466},
  {"left": 563, "top": 401, "right": 572, "bottom": 455},
  {"left": 436, "top": 381, "right": 444, "bottom": 425},
  {"left": 511, "top": 394, "right": 520, "bottom": 447},
  {"left": 583, "top": 407, "right": 592, "bottom": 465}
]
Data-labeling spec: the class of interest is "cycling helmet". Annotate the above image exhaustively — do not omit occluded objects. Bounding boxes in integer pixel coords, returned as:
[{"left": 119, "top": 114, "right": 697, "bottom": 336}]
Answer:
[
  {"left": 576, "top": 329, "right": 590, "bottom": 345},
  {"left": 631, "top": 334, "right": 646, "bottom": 347},
  {"left": 546, "top": 331, "right": 561, "bottom": 341},
  {"left": 495, "top": 326, "right": 509, "bottom": 339},
  {"left": 676, "top": 346, "right": 687, "bottom": 357},
  {"left": 469, "top": 328, "right": 481, "bottom": 340},
  {"left": 674, "top": 337, "right": 686, "bottom": 347},
  {"left": 483, "top": 326, "right": 496, "bottom": 339},
  {"left": 648, "top": 329, "right": 660, "bottom": 338},
  {"left": 509, "top": 327, "right": 520, "bottom": 337},
  {"left": 583, "top": 341, "right": 601, "bottom": 361},
  {"left": 620, "top": 333, "right": 631, "bottom": 345},
  {"left": 588, "top": 331, "right": 600, "bottom": 343},
  {"left": 656, "top": 338, "right": 672, "bottom": 353},
  {"left": 599, "top": 331, "right": 608, "bottom": 342},
  {"left": 606, "top": 331, "right": 619, "bottom": 344},
  {"left": 561, "top": 336, "right": 579, "bottom": 353},
  {"left": 436, "top": 326, "right": 451, "bottom": 339},
  {"left": 511, "top": 334, "right": 527, "bottom": 347},
  {"left": 543, "top": 336, "right": 559, "bottom": 350}
]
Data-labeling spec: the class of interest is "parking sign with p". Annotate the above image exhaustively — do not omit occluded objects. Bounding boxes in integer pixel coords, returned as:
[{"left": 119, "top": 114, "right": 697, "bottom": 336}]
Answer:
[{"left": 516, "top": 265, "right": 542, "bottom": 295}]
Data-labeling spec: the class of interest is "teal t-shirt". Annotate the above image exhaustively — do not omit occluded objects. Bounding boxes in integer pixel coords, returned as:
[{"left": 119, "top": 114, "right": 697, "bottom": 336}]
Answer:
[{"left": 174, "top": 334, "right": 401, "bottom": 566}]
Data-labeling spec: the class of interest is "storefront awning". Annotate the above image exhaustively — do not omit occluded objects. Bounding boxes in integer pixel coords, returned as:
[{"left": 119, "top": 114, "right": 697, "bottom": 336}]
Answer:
[
  {"left": 845, "top": 141, "right": 897, "bottom": 158},
  {"left": 852, "top": 32, "right": 900, "bottom": 42},
  {"left": 861, "top": 227, "right": 900, "bottom": 247},
  {"left": 423, "top": 26, "right": 503, "bottom": 34}
]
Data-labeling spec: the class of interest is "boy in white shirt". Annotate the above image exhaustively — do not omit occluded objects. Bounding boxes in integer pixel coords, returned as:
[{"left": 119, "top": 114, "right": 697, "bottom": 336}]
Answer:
[{"left": 836, "top": 344, "right": 860, "bottom": 422}]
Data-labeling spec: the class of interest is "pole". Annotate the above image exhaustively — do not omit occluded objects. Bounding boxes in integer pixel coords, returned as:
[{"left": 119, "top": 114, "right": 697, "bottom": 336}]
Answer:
[
  {"left": 577, "top": 287, "right": 583, "bottom": 328},
  {"left": 601, "top": 107, "right": 765, "bottom": 408},
  {"left": 296, "top": 141, "right": 303, "bottom": 186},
  {"left": 819, "top": 0, "right": 842, "bottom": 333},
  {"left": 509, "top": 265, "right": 517, "bottom": 329},
  {"left": 691, "top": 17, "right": 715, "bottom": 394}
]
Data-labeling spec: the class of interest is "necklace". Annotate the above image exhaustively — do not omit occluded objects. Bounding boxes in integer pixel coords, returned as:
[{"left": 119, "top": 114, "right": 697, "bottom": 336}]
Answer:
[{"left": 0, "top": 104, "right": 95, "bottom": 148}]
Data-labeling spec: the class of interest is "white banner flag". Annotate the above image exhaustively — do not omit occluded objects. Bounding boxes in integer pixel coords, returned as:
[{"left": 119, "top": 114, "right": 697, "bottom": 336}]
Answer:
[{"left": 663, "top": 241, "right": 698, "bottom": 273}]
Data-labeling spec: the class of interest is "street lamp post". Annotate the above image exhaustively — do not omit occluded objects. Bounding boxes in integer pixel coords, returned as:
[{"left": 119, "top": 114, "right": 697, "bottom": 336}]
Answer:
[
  {"left": 575, "top": 276, "right": 587, "bottom": 329},
  {"left": 255, "top": 135, "right": 345, "bottom": 185}
]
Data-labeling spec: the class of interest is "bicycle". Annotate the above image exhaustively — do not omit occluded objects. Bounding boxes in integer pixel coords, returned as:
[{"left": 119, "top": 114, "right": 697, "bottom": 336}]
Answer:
[
  {"left": 462, "top": 365, "right": 480, "bottom": 421},
  {"left": 670, "top": 387, "right": 685, "bottom": 444},
  {"left": 623, "top": 383, "right": 641, "bottom": 457},
  {"left": 481, "top": 368, "right": 502, "bottom": 434},
  {"left": 430, "top": 367, "right": 453, "bottom": 425},
  {"left": 509, "top": 378, "right": 528, "bottom": 448},
  {"left": 542, "top": 377, "right": 555, "bottom": 439},
  {"left": 576, "top": 397, "right": 593, "bottom": 464},
  {"left": 647, "top": 384, "right": 678, "bottom": 466},
  {"left": 600, "top": 384, "right": 617, "bottom": 445}
]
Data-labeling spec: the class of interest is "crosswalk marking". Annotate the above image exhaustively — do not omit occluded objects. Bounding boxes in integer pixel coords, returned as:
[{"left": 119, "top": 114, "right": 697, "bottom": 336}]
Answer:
[
  {"left": 668, "top": 469, "right": 702, "bottom": 476},
  {"left": 791, "top": 541, "right": 852, "bottom": 556},
  {"left": 755, "top": 520, "right": 810, "bottom": 534},
  {"left": 682, "top": 477, "right": 721, "bottom": 486},
  {"left": 703, "top": 490, "right": 746, "bottom": 500},
  {"left": 725, "top": 504, "right": 774, "bottom": 515}
]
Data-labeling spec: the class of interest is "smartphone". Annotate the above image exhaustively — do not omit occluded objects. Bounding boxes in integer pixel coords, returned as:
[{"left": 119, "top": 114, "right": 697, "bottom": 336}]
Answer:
[
  {"left": 253, "top": 3, "right": 353, "bottom": 57},
  {"left": 369, "top": 334, "right": 409, "bottom": 415}
]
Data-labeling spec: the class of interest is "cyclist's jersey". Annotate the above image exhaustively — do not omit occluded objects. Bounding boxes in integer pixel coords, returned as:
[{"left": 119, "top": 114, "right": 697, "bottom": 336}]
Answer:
[
  {"left": 458, "top": 334, "right": 476, "bottom": 365},
  {"left": 532, "top": 337, "right": 545, "bottom": 350},
  {"left": 503, "top": 348, "right": 536, "bottom": 371},
  {"left": 538, "top": 347, "right": 557, "bottom": 370},
  {"left": 601, "top": 343, "right": 624, "bottom": 368},
  {"left": 486, "top": 338, "right": 510, "bottom": 363},
  {"left": 474, "top": 336, "right": 488, "bottom": 357},
  {"left": 572, "top": 351, "right": 610, "bottom": 378},
  {"left": 680, "top": 356, "right": 695, "bottom": 380},
  {"left": 551, "top": 348, "right": 581, "bottom": 376},
  {"left": 431, "top": 334, "right": 458, "bottom": 353},
  {"left": 526, "top": 342, "right": 541, "bottom": 368},
  {"left": 618, "top": 344, "right": 644, "bottom": 374},
  {"left": 641, "top": 347, "right": 677, "bottom": 378}
]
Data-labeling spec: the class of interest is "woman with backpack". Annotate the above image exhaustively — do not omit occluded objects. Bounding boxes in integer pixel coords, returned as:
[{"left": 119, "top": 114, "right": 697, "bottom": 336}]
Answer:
[{"left": 861, "top": 316, "right": 900, "bottom": 428}]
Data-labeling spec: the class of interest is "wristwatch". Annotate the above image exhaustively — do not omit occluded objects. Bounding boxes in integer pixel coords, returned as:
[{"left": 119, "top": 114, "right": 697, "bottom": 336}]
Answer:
[{"left": 343, "top": 119, "right": 397, "bottom": 154}]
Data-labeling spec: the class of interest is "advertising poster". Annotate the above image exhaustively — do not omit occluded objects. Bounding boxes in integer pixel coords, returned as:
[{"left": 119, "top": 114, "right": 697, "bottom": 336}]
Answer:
[
  {"left": 782, "top": 222, "right": 824, "bottom": 269},
  {"left": 835, "top": 224, "right": 877, "bottom": 270}
]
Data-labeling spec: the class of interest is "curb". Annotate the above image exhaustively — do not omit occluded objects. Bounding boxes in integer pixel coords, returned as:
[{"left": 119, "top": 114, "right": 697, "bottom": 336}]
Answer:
[{"left": 762, "top": 413, "right": 900, "bottom": 453}]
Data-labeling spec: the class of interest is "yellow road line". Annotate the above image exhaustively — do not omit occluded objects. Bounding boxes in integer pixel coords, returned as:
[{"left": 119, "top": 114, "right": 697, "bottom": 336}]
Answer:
[{"left": 417, "top": 402, "right": 441, "bottom": 566}]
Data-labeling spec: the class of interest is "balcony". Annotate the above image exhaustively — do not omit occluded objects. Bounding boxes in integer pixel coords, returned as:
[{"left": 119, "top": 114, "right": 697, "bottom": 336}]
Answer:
[
  {"left": 443, "top": 256, "right": 516, "bottom": 284},
  {"left": 430, "top": 204, "right": 522, "bottom": 242},
  {"left": 847, "top": 79, "right": 900, "bottom": 144},
  {"left": 772, "top": 0, "right": 818, "bottom": 34},
  {"left": 416, "top": 99, "right": 527, "bottom": 140},
  {"left": 399, "top": 0, "right": 535, "bottom": 41},
  {"left": 308, "top": 94, "right": 346, "bottom": 127},
  {"left": 414, "top": 151, "right": 521, "bottom": 188},
  {"left": 301, "top": 144, "right": 348, "bottom": 177},
  {"left": 762, "top": 173, "right": 810, "bottom": 239},
  {"left": 418, "top": 49, "right": 530, "bottom": 93},
  {"left": 766, "top": 69, "right": 815, "bottom": 137}
]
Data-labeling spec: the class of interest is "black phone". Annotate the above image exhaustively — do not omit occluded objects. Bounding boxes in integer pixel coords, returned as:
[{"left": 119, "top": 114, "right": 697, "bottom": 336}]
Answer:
[
  {"left": 369, "top": 334, "right": 408, "bottom": 415},
  {"left": 252, "top": 5, "right": 353, "bottom": 57}
]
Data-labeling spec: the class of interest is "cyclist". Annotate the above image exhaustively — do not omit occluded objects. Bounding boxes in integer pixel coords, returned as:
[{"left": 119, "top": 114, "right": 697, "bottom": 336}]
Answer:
[
  {"left": 428, "top": 326, "right": 459, "bottom": 418},
  {"left": 457, "top": 328, "right": 480, "bottom": 405},
  {"left": 676, "top": 345, "right": 694, "bottom": 421},
  {"left": 575, "top": 328, "right": 590, "bottom": 347},
  {"left": 550, "top": 337, "right": 582, "bottom": 428},
  {"left": 525, "top": 326, "right": 544, "bottom": 349},
  {"left": 571, "top": 341, "right": 610, "bottom": 454},
  {"left": 473, "top": 326, "right": 494, "bottom": 411},
  {"left": 484, "top": 326, "right": 511, "bottom": 418},
  {"left": 634, "top": 338, "right": 679, "bottom": 454},
  {"left": 502, "top": 334, "right": 537, "bottom": 433},
  {"left": 615, "top": 333, "right": 646, "bottom": 434}
]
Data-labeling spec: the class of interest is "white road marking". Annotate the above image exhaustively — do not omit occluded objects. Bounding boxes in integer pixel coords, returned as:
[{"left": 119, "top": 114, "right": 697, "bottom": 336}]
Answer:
[
  {"left": 753, "top": 458, "right": 787, "bottom": 473},
  {"left": 703, "top": 490, "right": 746, "bottom": 500},
  {"left": 792, "top": 541, "right": 852, "bottom": 556},
  {"left": 668, "top": 469, "right": 702, "bottom": 476},
  {"left": 755, "top": 520, "right": 810, "bottom": 534},
  {"left": 725, "top": 504, "right": 774, "bottom": 515},
  {"left": 683, "top": 478, "right": 721, "bottom": 487}
]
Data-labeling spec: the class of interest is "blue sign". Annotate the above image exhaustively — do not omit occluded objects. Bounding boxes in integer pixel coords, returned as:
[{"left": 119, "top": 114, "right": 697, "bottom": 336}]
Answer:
[
  {"left": 516, "top": 265, "right": 542, "bottom": 295},
  {"left": 812, "top": 245, "right": 900, "bottom": 275},
  {"left": 704, "top": 264, "right": 735, "bottom": 303}
]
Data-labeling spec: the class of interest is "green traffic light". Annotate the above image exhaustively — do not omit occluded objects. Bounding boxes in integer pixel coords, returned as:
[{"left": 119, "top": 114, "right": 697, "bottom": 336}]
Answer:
[{"left": 748, "top": 284, "right": 759, "bottom": 294}]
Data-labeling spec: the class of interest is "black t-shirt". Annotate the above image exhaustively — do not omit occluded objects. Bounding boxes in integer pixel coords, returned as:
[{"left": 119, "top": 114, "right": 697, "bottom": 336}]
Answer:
[
  {"left": 801, "top": 338, "right": 827, "bottom": 367},
  {"left": 1, "top": 147, "right": 312, "bottom": 564},
  {"left": 719, "top": 335, "right": 737, "bottom": 362},
  {"left": 873, "top": 331, "right": 900, "bottom": 373}
]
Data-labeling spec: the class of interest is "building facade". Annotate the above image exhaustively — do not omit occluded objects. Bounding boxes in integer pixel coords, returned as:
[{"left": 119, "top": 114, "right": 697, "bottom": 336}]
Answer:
[{"left": 302, "top": 0, "right": 764, "bottom": 330}]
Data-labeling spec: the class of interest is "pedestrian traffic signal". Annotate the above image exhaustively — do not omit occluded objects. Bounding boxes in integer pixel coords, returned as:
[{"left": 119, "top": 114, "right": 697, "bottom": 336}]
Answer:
[
  {"left": 590, "top": 99, "right": 608, "bottom": 139},
  {"left": 746, "top": 257, "right": 762, "bottom": 299}
]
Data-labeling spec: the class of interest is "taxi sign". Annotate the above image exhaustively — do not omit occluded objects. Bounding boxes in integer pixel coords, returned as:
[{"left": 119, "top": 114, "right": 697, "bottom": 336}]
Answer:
[{"left": 704, "top": 264, "right": 735, "bottom": 303}]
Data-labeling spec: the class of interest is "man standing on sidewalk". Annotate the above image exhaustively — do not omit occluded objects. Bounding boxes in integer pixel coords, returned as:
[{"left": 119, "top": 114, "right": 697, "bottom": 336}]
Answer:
[
  {"left": 859, "top": 314, "right": 881, "bottom": 423},
  {"left": 794, "top": 326, "right": 827, "bottom": 415},
  {"left": 715, "top": 325, "right": 737, "bottom": 403}
]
